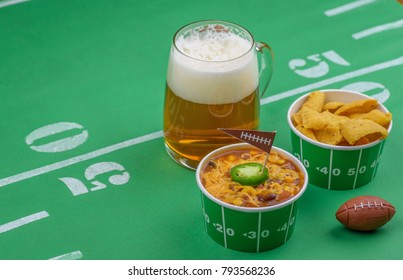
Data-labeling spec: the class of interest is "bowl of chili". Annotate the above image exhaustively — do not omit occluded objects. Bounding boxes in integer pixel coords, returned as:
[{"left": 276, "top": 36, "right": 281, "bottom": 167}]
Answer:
[{"left": 195, "top": 143, "right": 308, "bottom": 252}]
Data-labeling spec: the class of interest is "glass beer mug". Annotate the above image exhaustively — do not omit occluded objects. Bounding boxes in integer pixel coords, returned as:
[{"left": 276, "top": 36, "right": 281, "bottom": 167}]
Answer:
[{"left": 163, "top": 20, "right": 274, "bottom": 169}]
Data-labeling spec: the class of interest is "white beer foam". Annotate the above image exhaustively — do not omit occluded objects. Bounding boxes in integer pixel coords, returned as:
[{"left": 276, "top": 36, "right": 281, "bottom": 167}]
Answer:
[{"left": 167, "top": 26, "right": 258, "bottom": 105}]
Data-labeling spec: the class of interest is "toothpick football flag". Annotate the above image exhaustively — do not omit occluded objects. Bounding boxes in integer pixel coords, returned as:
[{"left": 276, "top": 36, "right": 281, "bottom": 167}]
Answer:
[{"left": 219, "top": 129, "right": 276, "bottom": 154}]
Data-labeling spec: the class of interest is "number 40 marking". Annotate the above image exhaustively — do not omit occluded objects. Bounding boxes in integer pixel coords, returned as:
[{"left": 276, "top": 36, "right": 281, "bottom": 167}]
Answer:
[{"left": 277, "top": 217, "right": 295, "bottom": 232}]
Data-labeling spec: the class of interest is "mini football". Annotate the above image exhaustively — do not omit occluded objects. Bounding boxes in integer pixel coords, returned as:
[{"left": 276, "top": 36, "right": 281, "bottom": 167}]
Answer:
[{"left": 335, "top": 195, "right": 396, "bottom": 231}]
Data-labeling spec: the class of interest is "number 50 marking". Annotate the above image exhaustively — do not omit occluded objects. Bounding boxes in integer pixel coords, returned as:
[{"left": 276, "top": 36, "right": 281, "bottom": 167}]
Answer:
[
  {"left": 347, "top": 166, "right": 367, "bottom": 176},
  {"left": 289, "top": 50, "right": 350, "bottom": 78},
  {"left": 59, "top": 162, "right": 130, "bottom": 196}
]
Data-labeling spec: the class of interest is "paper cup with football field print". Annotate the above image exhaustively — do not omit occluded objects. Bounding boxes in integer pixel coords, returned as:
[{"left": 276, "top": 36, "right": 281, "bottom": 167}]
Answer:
[
  {"left": 196, "top": 143, "right": 308, "bottom": 252},
  {"left": 287, "top": 89, "right": 392, "bottom": 190}
]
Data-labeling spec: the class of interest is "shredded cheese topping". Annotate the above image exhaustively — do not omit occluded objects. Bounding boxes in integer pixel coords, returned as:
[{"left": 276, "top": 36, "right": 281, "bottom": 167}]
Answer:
[{"left": 200, "top": 149, "right": 304, "bottom": 207}]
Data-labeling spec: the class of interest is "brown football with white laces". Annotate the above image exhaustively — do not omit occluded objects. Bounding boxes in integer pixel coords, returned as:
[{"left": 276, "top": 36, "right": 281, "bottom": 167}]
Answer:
[{"left": 336, "top": 195, "right": 396, "bottom": 231}]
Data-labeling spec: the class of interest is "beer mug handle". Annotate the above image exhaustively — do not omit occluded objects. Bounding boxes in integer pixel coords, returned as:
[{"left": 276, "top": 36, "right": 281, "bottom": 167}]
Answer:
[{"left": 255, "top": 42, "right": 274, "bottom": 97}]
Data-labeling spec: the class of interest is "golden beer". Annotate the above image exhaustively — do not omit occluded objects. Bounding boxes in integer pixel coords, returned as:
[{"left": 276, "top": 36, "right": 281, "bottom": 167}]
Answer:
[
  {"left": 163, "top": 20, "right": 273, "bottom": 169},
  {"left": 164, "top": 85, "right": 260, "bottom": 168}
]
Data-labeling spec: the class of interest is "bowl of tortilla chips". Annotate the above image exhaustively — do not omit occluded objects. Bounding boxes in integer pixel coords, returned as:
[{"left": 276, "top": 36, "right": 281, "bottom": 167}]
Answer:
[{"left": 287, "top": 89, "right": 392, "bottom": 190}]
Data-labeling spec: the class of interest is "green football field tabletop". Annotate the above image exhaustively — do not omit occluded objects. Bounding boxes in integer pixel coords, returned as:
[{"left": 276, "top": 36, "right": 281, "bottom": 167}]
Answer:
[{"left": 0, "top": 0, "right": 402, "bottom": 260}]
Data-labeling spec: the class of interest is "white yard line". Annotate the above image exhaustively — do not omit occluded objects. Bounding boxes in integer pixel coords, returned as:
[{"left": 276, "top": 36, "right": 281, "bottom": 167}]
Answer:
[
  {"left": 50, "top": 250, "right": 83, "bottom": 260},
  {"left": 0, "top": 211, "right": 49, "bottom": 234},
  {"left": 324, "top": 0, "right": 375, "bottom": 17},
  {"left": 0, "top": 131, "right": 163, "bottom": 187},
  {"left": 260, "top": 56, "right": 403, "bottom": 105},
  {"left": 0, "top": 0, "right": 31, "bottom": 9},
  {"left": 352, "top": 19, "right": 403, "bottom": 39}
]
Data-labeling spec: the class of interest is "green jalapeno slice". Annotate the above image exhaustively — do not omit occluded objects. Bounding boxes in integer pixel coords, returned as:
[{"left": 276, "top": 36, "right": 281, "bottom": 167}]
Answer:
[{"left": 230, "top": 163, "right": 269, "bottom": 186}]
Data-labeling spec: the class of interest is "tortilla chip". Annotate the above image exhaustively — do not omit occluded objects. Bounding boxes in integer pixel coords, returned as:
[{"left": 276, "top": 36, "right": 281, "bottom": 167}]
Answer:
[
  {"left": 348, "top": 109, "right": 392, "bottom": 128},
  {"left": 292, "top": 110, "right": 302, "bottom": 125},
  {"left": 314, "top": 126, "right": 344, "bottom": 145},
  {"left": 340, "top": 119, "right": 388, "bottom": 145},
  {"left": 296, "top": 124, "right": 317, "bottom": 140},
  {"left": 302, "top": 91, "right": 325, "bottom": 112},
  {"left": 323, "top": 101, "right": 345, "bottom": 113},
  {"left": 334, "top": 99, "right": 378, "bottom": 116},
  {"left": 320, "top": 111, "right": 349, "bottom": 128},
  {"left": 300, "top": 107, "right": 326, "bottom": 130},
  {"left": 291, "top": 92, "right": 391, "bottom": 146}
]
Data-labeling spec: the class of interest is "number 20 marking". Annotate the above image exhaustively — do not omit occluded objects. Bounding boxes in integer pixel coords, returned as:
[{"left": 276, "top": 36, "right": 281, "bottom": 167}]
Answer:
[{"left": 213, "top": 223, "right": 235, "bottom": 236}]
